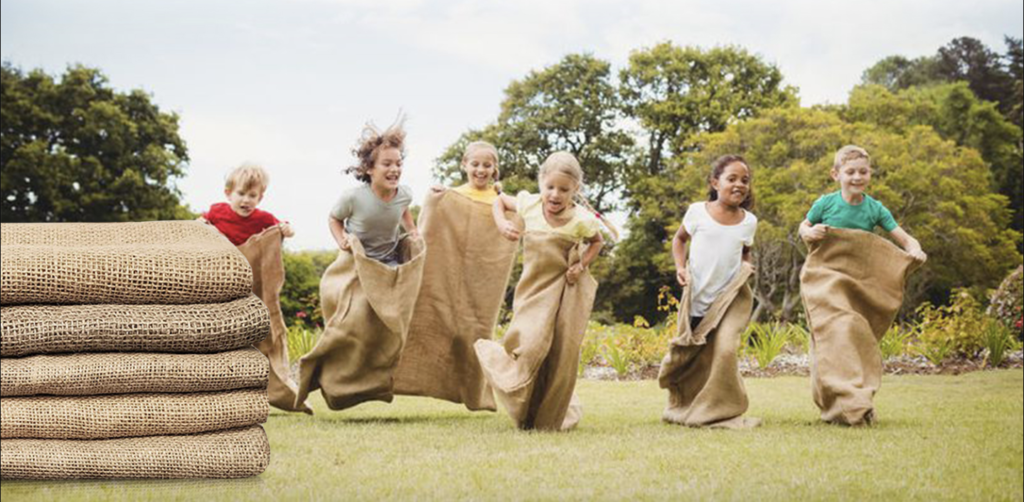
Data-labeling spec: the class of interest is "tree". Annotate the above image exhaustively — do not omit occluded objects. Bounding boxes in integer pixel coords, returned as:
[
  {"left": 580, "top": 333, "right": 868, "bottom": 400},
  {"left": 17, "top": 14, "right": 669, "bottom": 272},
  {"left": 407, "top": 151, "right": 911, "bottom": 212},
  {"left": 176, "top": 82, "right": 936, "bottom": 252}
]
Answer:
[
  {"left": 935, "top": 37, "right": 1015, "bottom": 113},
  {"left": 434, "top": 54, "right": 632, "bottom": 213},
  {"left": 673, "top": 107, "right": 1021, "bottom": 320},
  {"left": 1006, "top": 36, "right": 1024, "bottom": 129},
  {"left": 861, "top": 37, "right": 1020, "bottom": 125},
  {"left": 618, "top": 42, "right": 797, "bottom": 177},
  {"left": 861, "top": 55, "right": 940, "bottom": 91},
  {"left": 1, "top": 63, "right": 190, "bottom": 222}
]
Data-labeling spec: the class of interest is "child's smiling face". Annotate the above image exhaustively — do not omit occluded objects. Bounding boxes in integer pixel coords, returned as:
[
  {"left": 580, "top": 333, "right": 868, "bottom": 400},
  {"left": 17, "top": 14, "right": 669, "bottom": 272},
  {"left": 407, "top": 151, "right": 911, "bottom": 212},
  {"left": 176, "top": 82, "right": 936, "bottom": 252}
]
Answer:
[
  {"left": 226, "top": 186, "right": 263, "bottom": 218},
  {"left": 711, "top": 161, "right": 751, "bottom": 208},
  {"left": 832, "top": 158, "right": 872, "bottom": 199},
  {"left": 462, "top": 150, "right": 497, "bottom": 190},
  {"left": 540, "top": 171, "right": 577, "bottom": 217},
  {"left": 369, "top": 146, "right": 403, "bottom": 192}
]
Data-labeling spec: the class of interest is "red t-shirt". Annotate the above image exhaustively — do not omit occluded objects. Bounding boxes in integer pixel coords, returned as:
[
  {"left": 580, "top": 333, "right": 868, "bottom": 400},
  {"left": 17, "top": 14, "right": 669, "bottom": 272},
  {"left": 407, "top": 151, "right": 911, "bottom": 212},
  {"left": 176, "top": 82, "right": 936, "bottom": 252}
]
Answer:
[{"left": 203, "top": 202, "right": 280, "bottom": 246}]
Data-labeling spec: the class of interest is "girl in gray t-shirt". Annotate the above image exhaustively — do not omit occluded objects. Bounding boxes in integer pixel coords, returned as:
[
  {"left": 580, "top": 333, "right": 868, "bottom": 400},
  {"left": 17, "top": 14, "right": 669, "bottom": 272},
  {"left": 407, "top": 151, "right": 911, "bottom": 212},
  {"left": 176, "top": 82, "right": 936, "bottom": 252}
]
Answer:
[{"left": 329, "top": 123, "right": 418, "bottom": 265}]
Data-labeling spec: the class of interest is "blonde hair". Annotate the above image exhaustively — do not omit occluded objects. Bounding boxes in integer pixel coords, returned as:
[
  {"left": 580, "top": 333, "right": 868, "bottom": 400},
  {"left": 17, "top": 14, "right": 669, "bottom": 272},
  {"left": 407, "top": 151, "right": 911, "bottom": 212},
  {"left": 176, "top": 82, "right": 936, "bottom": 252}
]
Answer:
[
  {"left": 833, "top": 145, "right": 871, "bottom": 170},
  {"left": 538, "top": 151, "right": 620, "bottom": 241},
  {"left": 347, "top": 117, "right": 407, "bottom": 183},
  {"left": 462, "top": 141, "right": 502, "bottom": 192},
  {"left": 225, "top": 163, "right": 269, "bottom": 194}
]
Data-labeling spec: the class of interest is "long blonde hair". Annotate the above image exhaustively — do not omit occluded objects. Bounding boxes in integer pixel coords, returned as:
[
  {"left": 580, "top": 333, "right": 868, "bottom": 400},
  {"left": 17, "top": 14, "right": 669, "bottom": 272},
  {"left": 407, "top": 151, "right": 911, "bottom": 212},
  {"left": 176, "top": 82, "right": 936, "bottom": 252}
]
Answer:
[{"left": 538, "top": 151, "right": 620, "bottom": 241}]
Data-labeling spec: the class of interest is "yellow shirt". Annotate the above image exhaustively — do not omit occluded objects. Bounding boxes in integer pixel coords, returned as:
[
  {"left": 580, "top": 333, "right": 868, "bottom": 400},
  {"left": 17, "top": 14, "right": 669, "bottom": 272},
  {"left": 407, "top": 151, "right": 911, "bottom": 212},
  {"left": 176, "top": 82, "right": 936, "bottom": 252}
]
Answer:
[
  {"left": 516, "top": 191, "right": 600, "bottom": 240},
  {"left": 452, "top": 183, "right": 500, "bottom": 205}
]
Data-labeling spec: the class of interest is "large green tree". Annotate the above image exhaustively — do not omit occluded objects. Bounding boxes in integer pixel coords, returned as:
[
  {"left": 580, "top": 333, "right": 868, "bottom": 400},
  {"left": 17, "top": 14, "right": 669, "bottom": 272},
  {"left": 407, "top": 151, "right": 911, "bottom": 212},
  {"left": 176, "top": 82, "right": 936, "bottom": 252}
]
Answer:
[
  {"left": 600, "top": 43, "right": 797, "bottom": 322},
  {"left": 434, "top": 54, "right": 632, "bottom": 213},
  {"left": 669, "top": 107, "right": 1021, "bottom": 320},
  {"left": 862, "top": 36, "right": 1022, "bottom": 127},
  {"left": 1, "top": 63, "right": 190, "bottom": 222}
]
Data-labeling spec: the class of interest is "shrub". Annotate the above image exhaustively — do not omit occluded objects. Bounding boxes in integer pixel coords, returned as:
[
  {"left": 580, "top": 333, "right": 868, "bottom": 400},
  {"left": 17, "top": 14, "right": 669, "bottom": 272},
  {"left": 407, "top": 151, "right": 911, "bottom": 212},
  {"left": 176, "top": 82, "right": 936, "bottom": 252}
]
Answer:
[
  {"left": 915, "top": 289, "right": 989, "bottom": 357},
  {"left": 988, "top": 265, "right": 1023, "bottom": 340},
  {"left": 286, "top": 324, "right": 320, "bottom": 363},
  {"left": 785, "top": 324, "right": 810, "bottom": 354},
  {"left": 746, "top": 322, "right": 790, "bottom": 369},
  {"left": 879, "top": 323, "right": 918, "bottom": 360},
  {"left": 980, "top": 317, "right": 1017, "bottom": 368}
]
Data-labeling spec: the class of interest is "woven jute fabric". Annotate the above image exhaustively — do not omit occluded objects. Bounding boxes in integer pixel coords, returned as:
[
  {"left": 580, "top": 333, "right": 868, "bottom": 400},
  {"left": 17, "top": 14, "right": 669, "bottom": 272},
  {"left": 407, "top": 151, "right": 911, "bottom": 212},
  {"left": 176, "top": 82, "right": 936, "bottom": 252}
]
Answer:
[
  {"left": 0, "top": 295, "right": 269, "bottom": 357},
  {"left": 474, "top": 232, "right": 597, "bottom": 431},
  {"left": 295, "top": 235, "right": 426, "bottom": 411},
  {"left": 236, "top": 225, "right": 311, "bottom": 414},
  {"left": 1, "top": 348, "right": 268, "bottom": 397},
  {"left": 393, "top": 190, "right": 517, "bottom": 411},
  {"left": 0, "top": 425, "right": 269, "bottom": 480},
  {"left": 800, "top": 229, "right": 921, "bottom": 426},
  {"left": 0, "top": 221, "right": 252, "bottom": 305},
  {"left": 1, "top": 388, "right": 269, "bottom": 440},
  {"left": 658, "top": 263, "right": 760, "bottom": 429}
]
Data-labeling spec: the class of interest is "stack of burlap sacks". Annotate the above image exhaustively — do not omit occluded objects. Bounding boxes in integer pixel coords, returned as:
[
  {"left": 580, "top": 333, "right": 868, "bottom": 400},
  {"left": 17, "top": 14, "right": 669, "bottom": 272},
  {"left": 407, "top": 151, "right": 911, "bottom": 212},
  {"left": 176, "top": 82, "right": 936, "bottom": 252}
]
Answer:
[{"left": 0, "top": 221, "right": 271, "bottom": 480}]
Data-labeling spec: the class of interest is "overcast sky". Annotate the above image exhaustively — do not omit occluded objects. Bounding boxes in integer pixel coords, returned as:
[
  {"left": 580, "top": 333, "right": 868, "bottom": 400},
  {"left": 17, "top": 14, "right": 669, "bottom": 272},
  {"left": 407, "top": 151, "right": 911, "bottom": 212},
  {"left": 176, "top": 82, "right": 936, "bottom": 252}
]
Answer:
[{"left": 3, "top": 0, "right": 1022, "bottom": 250}]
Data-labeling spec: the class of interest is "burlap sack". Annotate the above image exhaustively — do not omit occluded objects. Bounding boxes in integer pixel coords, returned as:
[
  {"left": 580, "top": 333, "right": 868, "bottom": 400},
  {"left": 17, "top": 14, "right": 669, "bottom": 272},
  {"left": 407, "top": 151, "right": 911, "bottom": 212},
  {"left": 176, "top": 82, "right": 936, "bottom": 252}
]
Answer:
[
  {"left": 658, "top": 262, "right": 760, "bottom": 429},
  {"left": 0, "top": 221, "right": 252, "bottom": 305},
  {"left": 473, "top": 232, "right": 597, "bottom": 431},
  {"left": 236, "top": 225, "right": 312, "bottom": 414},
  {"left": 393, "top": 190, "right": 517, "bottom": 411},
  {"left": 0, "top": 425, "right": 269, "bottom": 480},
  {"left": 1, "top": 389, "right": 269, "bottom": 440},
  {"left": 800, "top": 228, "right": 921, "bottom": 426},
  {"left": 0, "top": 295, "right": 269, "bottom": 357},
  {"left": 295, "top": 235, "right": 426, "bottom": 411},
  {"left": 1, "top": 348, "right": 268, "bottom": 397}
]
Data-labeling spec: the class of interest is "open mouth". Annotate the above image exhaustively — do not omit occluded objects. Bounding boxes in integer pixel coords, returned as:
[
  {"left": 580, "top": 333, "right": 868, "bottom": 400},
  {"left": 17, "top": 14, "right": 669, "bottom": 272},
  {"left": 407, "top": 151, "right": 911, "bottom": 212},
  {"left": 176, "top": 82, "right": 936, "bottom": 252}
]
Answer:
[{"left": 385, "top": 173, "right": 400, "bottom": 182}]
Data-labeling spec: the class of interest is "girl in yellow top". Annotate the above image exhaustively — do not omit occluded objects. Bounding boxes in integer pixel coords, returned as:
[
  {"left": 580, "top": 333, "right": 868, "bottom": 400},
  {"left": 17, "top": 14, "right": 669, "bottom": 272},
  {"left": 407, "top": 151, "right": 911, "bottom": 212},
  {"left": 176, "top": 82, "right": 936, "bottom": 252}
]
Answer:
[
  {"left": 493, "top": 151, "right": 617, "bottom": 283},
  {"left": 436, "top": 141, "right": 502, "bottom": 204}
]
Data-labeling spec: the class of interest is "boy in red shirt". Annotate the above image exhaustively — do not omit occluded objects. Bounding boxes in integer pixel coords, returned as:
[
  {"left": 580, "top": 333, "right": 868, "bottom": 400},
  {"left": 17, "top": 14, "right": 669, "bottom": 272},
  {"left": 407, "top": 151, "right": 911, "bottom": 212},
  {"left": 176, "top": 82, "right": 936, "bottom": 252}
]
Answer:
[{"left": 201, "top": 163, "right": 294, "bottom": 244}]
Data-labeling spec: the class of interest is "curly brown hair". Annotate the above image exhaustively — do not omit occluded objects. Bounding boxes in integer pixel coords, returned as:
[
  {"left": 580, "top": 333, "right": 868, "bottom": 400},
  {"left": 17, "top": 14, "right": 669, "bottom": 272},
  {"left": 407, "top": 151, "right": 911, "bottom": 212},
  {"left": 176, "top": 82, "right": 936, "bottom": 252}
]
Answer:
[{"left": 346, "top": 120, "right": 407, "bottom": 183}]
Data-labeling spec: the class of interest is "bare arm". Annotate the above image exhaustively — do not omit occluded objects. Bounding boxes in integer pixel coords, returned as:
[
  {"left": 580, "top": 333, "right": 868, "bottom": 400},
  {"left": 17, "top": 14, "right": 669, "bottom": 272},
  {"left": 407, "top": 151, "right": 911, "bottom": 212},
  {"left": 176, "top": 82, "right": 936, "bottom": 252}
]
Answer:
[
  {"left": 579, "top": 232, "right": 604, "bottom": 269},
  {"left": 279, "top": 222, "right": 295, "bottom": 238},
  {"left": 889, "top": 226, "right": 927, "bottom": 262},
  {"left": 799, "top": 219, "right": 828, "bottom": 243},
  {"left": 566, "top": 231, "right": 604, "bottom": 285},
  {"left": 493, "top": 194, "right": 520, "bottom": 241},
  {"left": 328, "top": 216, "right": 350, "bottom": 250},
  {"left": 401, "top": 207, "right": 418, "bottom": 239},
  {"left": 672, "top": 224, "right": 691, "bottom": 286}
]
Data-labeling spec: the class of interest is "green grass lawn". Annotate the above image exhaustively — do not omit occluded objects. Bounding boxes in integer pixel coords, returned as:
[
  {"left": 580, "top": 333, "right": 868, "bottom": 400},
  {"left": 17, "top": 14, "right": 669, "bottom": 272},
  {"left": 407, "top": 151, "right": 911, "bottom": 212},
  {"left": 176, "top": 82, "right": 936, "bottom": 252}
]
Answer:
[{"left": 3, "top": 370, "right": 1022, "bottom": 501}]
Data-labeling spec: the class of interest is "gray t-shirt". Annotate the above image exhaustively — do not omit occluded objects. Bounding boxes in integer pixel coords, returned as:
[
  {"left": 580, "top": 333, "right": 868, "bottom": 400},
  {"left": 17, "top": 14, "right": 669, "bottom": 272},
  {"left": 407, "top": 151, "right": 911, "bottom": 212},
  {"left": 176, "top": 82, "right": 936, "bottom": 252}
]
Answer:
[{"left": 331, "top": 184, "right": 413, "bottom": 262}]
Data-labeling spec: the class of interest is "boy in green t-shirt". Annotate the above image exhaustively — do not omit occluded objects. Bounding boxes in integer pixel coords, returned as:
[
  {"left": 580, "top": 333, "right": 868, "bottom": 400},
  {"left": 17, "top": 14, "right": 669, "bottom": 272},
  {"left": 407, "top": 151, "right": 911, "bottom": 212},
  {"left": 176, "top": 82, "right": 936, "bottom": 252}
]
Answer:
[{"left": 799, "top": 145, "right": 927, "bottom": 262}]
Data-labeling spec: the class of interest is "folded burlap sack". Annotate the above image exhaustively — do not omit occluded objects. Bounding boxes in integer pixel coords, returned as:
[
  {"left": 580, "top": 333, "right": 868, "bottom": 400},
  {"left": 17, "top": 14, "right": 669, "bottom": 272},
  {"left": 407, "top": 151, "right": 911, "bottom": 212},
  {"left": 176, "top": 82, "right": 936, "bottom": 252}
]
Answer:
[
  {"left": 800, "top": 228, "right": 921, "bottom": 426},
  {"left": 0, "top": 295, "right": 269, "bottom": 357},
  {"left": 1, "top": 347, "right": 268, "bottom": 397},
  {"left": 393, "top": 190, "right": 517, "bottom": 411},
  {"left": 658, "top": 262, "right": 760, "bottom": 429},
  {"left": 0, "top": 425, "right": 269, "bottom": 479},
  {"left": 0, "top": 221, "right": 252, "bottom": 305},
  {"left": 474, "top": 232, "right": 597, "bottom": 431},
  {"left": 1, "top": 389, "right": 269, "bottom": 440},
  {"left": 296, "top": 235, "right": 426, "bottom": 411},
  {"left": 236, "top": 225, "right": 312, "bottom": 414}
]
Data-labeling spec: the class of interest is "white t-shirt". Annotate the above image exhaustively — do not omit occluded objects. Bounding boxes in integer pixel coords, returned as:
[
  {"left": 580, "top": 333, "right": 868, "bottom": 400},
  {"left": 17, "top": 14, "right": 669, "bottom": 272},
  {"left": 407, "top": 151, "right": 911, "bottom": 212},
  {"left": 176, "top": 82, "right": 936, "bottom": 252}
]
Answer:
[{"left": 683, "top": 202, "right": 757, "bottom": 317}]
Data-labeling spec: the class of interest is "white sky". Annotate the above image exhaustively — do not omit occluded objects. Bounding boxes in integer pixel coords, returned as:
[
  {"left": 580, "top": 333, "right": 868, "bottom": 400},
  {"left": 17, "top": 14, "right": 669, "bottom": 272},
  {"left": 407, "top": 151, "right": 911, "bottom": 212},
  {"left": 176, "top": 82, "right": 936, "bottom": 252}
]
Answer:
[{"left": 3, "top": 0, "right": 1022, "bottom": 250}]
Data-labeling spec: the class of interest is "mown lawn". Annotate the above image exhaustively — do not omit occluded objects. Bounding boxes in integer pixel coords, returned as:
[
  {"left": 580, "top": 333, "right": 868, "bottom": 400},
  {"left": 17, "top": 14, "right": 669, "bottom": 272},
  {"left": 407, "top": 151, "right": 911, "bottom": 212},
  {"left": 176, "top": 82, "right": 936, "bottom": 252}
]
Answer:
[{"left": 3, "top": 370, "right": 1022, "bottom": 501}]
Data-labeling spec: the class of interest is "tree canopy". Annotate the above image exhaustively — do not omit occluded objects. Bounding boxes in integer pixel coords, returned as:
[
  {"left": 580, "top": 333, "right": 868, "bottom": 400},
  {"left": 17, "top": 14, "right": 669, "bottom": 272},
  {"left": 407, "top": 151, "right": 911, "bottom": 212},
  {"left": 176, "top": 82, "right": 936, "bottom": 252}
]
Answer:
[{"left": 1, "top": 63, "right": 191, "bottom": 222}]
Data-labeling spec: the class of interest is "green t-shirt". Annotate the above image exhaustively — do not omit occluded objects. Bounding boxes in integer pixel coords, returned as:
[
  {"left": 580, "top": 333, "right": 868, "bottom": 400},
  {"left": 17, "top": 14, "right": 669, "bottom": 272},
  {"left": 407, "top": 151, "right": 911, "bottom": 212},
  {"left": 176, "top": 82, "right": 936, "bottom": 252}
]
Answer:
[{"left": 806, "top": 191, "right": 898, "bottom": 232}]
